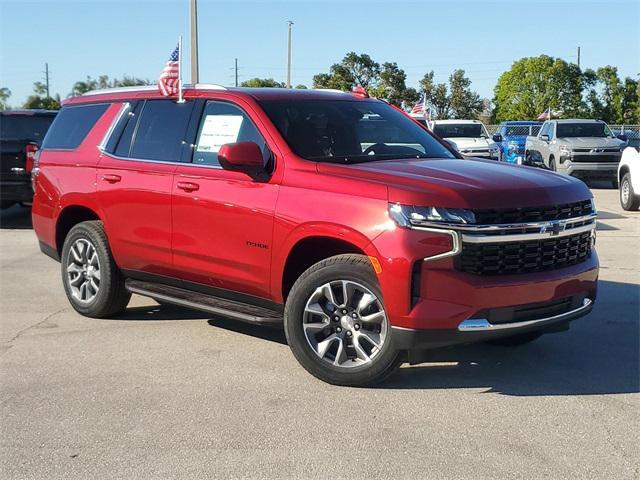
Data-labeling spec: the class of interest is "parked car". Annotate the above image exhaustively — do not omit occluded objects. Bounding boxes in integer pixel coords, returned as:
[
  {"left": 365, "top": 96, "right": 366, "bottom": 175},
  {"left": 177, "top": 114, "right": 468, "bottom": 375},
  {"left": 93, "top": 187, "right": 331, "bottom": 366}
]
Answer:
[
  {"left": 429, "top": 119, "right": 499, "bottom": 160},
  {"left": 492, "top": 121, "right": 542, "bottom": 164},
  {"left": 33, "top": 85, "right": 598, "bottom": 386},
  {"left": 1, "top": 109, "right": 57, "bottom": 209},
  {"left": 618, "top": 146, "right": 640, "bottom": 210},
  {"left": 525, "top": 119, "right": 627, "bottom": 186}
]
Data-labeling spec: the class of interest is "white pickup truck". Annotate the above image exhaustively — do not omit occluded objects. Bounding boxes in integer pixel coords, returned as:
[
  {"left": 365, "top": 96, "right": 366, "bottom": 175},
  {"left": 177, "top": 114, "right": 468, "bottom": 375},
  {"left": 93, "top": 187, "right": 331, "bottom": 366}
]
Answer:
[{"left": 525, "top": 119, "right": 627, "bottom": 186}]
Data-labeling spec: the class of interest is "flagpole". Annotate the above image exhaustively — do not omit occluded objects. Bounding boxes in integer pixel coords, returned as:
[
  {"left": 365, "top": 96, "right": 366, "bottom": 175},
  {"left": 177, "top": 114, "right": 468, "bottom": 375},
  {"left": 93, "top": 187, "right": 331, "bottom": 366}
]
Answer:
[{"left": 177, "top": 35, "right": 184, "bottom": 103}]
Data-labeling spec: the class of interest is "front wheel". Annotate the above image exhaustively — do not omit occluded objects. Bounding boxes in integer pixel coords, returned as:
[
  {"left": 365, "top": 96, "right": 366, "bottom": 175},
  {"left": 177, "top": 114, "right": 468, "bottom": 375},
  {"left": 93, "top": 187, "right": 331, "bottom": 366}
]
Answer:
[
  {"left": 61, "top": 221, "right": 131, "bottom": 318},
  {"left": 284, "top": 254, "right": 402, "bottom": 387},
  {"left": 549, "top": 156, "right": 557, "bottom": 172},
  {"left": 620, "top": 173, "right": 640, "bottom": 210}
]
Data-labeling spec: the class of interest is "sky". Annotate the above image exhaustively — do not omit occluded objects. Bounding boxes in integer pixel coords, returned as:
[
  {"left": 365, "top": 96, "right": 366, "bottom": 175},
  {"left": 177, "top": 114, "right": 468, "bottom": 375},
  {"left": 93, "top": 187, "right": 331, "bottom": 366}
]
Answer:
[{"left": 1, "top": 0, "right": 639, "bottom": 106}]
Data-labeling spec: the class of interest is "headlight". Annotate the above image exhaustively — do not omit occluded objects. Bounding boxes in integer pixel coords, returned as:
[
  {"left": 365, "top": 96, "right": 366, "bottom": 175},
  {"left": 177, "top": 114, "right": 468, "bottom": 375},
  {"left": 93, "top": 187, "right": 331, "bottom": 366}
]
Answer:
[
  {"left": 590, "top": 198, "right": 597, "bottom": 214},
  {"left": 389, "top": 203, "right": 476, "bottom": 228},
  {"left": 559, "top": 145, "right": 572, "bottom": 155}
]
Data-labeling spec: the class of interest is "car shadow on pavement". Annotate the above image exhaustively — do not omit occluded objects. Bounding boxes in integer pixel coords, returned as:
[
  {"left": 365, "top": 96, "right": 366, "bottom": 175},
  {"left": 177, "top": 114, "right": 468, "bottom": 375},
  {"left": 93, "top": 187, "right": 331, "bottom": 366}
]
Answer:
[
  {"left": 0, "top": 205, "right": 32, "bottom": 229},
  {"left": 378, "top": 280, "right": 639, "bottom": 396}
]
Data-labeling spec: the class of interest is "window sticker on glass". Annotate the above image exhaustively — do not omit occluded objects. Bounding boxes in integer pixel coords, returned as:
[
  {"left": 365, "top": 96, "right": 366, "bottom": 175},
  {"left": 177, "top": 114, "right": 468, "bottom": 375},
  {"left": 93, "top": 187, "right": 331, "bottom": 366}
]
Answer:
[{"left": 196, "top": 115, "right": 243, "bottom": 153}]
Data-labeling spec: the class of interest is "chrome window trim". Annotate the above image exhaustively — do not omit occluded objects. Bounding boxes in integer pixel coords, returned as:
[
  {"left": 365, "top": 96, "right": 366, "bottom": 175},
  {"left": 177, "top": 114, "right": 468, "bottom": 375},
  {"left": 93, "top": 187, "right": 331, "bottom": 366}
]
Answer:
[
  {"left": 99, "top": 149, "right": 223, "bottom": 169},
  {"left": 97, "top": 102, "right": 130, "bottom": 153},
  {"left": 458, "top": 298, "right": 592, "bottom": 332}
]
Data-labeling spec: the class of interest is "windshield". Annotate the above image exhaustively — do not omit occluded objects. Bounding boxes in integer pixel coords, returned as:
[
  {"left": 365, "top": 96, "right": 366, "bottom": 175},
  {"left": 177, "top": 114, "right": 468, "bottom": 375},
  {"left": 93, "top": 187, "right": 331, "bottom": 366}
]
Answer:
[
  {"left": 258, "top": 99, "right": 455, "bottom": 164},
  {"left": 0, "top": 115, "right": 55, "bottom": 141},
  {"left": 556, "top": 122, "right": 613, "bottom": 138},
  {"left": 503, "top": 125, "right": 541, "bottom": 136},
  {"left": 433, "top": 123, "right": 487, "bottom": 139}
]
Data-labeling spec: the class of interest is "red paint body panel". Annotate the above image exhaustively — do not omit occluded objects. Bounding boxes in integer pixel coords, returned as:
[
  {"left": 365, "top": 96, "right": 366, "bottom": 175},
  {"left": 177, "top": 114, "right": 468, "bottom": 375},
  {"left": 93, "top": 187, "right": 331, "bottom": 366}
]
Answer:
[{"left": 35, "top": 87, "right": 599, "bottom": 335}]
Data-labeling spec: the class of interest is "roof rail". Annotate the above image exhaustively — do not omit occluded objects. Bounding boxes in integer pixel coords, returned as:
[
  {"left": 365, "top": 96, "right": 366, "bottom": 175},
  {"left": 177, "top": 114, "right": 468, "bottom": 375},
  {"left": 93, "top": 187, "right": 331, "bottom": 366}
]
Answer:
[
  {"left": 312, "top": 88, "right": 349, "bottom": 94},
  {"left": 82, "top": 83, "right": 227, "bottom": 97},
  {"left": 82, "top": 85, "right": 159, "bottom": 96}
]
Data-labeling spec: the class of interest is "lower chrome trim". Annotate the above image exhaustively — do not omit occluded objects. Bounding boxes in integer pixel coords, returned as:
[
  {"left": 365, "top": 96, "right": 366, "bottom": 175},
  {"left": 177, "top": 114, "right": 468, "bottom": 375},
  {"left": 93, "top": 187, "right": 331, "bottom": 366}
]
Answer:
[{"left": 457, "top": 298, "right": 593, "bottom": 332}]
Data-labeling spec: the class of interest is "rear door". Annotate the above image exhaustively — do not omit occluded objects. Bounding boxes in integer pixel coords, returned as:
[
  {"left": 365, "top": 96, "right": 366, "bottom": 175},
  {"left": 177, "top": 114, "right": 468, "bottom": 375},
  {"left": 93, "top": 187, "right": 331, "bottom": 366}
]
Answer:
[
  {"left": 97, "top": 99, "right": 195, "bottom": 276},
  {"left": 171, "top": 99, "right": 279, "bottom": 299}
]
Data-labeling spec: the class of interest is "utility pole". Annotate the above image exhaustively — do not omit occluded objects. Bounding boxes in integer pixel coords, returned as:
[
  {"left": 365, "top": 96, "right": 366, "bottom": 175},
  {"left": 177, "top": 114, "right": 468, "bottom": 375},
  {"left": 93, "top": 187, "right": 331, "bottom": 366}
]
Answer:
[
  {"left": 286, "top": 20, "right": 293, "bottom": 88},
  {"left": 190, "top": 0, "right": 199, "bottom": 84},
  {"left": 44, "top": 63, "right": 50, "bottom": 98},
  {"left": 577, "top": 46, "right": 581, "bottom": 69},
  {"left": 235, "top": 58, "right": 238, "bottom": 87}
]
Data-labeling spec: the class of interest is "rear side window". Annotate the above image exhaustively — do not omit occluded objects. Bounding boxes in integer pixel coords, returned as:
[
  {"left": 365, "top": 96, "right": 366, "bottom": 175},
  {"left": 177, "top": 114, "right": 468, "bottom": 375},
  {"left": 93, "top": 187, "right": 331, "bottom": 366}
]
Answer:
[
  {"left": 129, "top": 100, "right": 194, "bottom": 161},
  {"left": 0, "top": 115, "right": 55, "bottom": 142},
  {"left": 42, "top": 104, "right": 109, "bottom": 149}
]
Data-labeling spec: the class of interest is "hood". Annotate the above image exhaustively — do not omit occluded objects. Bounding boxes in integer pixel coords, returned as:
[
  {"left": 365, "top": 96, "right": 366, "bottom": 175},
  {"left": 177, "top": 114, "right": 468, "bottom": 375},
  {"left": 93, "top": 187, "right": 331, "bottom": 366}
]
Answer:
[
  {"left": 317, "top": 158, "right": 591, "bottom": 210},
  {"left": 557, "top": 137, "right": 626, "bottom": 148},
  {"left": 446, "top": 137, "right": 493, "bottom": 150}
]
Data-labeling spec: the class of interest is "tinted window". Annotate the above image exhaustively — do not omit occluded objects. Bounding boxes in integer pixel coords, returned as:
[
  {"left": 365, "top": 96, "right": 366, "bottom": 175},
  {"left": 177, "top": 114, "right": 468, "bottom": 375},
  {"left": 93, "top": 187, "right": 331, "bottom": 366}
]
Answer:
[
  {"left": 556, "top": 122, "right": 613, "bottom": 138},
  {"left": 259, "top": 99, "right": 454, "bottom": 164},
  {"left": 129, "top": 100, "right": 194, "bottom": 161},
  {"left": 539, "top": 122, "right": 551, "bottom": 137},
  {"left": 42, "top": 104, "right": 108, "bottom": 149},
  {"left": 113, "top": 102, "right": 144, "bottom": 157},
  {"left": 433, "top": 123, "right": 487, "bottom": 139},
  {"left": 192, "top": 101, "right": 268, "bottom": 167},
  {"left": 0, "top": 114, "right": 55, "bottom": 141}
]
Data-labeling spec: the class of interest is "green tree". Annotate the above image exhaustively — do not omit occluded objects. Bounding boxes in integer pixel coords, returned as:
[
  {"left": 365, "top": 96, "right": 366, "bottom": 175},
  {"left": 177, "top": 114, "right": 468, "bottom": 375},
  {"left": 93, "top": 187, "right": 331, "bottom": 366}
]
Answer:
[
  {"left": 240, "top": 78, "right": 286, "bottom": 88},
  {"left": 23, "top": 82, "right": 60, "bottom": 109},
  {"left": 0, "top": 87, "right": 11, "bottom": 110},
  {"left": 493, "top": 55, "right": 583, "bottom": 121},
  {"left": 69, "top": 75, "right": 150, "bottom": 97},
  {"left": 417, "top": 70, "right": 483, "bottom": 119},
  {"left": 313, "top": 52, "right": 380, "bottom": 91},
  {"left": 583, "top": 66, "right": 638, "bottom": 123},
  {"left": 370, "top": 62, "right": 419, "bottom": 107}
]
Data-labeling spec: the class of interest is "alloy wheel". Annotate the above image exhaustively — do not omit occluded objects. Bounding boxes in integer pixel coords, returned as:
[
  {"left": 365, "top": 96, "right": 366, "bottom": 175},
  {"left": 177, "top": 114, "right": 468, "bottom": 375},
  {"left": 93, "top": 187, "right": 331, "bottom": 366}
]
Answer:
[
  {"left": 302, "top": 280, "right": 388, "bottom": 368},
  {"left": 621, "top": 179, "right": 630, "bottom": 204},
  {"left": 66, "top": 238, "right": 101, "bottom": 303}
]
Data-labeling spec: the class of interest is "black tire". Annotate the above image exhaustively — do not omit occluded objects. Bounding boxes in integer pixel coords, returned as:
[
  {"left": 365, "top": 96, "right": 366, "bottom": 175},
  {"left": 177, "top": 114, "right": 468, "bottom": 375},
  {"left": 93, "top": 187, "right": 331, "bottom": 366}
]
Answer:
[
  {"left": 61, "top": 221, "right": 131, "bottom": 318},
  {"left": 620, "top": 172, "right": 640, "bottom": 210},
  {"left": 284, "top": 254, "right": 403, "bottom": 387},
  {"left": 549, "top": 156, "right": 557, "bottom": 172},
  {"left": 486, "top": 331, "right": 542, "bottom": 346}
]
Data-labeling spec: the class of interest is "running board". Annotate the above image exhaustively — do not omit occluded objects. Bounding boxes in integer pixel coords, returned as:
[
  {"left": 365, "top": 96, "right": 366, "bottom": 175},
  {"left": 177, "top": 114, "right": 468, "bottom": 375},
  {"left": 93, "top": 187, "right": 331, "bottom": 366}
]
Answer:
[{"left": 125, "top": 279, "right": 283, "bottom": 326}]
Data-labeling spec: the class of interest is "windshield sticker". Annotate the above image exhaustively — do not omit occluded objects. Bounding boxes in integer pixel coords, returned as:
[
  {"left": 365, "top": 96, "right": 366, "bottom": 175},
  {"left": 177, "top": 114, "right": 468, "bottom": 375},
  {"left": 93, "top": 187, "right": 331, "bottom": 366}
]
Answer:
[{"left": 196, "top": 115, "right": 243, "bottom": 153}]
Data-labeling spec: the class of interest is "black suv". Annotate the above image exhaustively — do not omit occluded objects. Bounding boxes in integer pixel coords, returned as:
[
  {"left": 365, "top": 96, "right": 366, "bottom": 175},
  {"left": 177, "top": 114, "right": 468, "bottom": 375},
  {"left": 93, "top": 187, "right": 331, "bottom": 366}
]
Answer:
[{"left": 1, "top": 109, "right": 57, "bottom": 209}]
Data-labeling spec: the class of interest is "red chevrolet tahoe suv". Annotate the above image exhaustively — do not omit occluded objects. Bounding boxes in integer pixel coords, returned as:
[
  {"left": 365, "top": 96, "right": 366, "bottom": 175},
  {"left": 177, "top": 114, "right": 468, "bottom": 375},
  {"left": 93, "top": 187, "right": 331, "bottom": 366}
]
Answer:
[{"left": 32, "top": 85, "right": 598, "bottom": 386}]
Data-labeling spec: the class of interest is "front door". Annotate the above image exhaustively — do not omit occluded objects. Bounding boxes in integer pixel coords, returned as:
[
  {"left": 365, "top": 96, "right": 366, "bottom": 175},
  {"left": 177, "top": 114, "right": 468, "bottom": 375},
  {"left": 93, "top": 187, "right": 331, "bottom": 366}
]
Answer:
[{"left": 171, "top": 100, "right": 278, "bottom": 299}]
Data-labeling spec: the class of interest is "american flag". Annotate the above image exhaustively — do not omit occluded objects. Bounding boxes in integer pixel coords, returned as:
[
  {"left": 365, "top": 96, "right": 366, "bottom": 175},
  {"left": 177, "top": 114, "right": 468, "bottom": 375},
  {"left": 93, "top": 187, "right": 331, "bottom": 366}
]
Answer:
[
  {"left": 537, "top": 108, "right": 552, "bottom": 121},
  {"left": 411, "top": 93, "right": 426, "bottom": 115},
  {"left": 158, "top": 44, "right": 180, "bottom": 97}
]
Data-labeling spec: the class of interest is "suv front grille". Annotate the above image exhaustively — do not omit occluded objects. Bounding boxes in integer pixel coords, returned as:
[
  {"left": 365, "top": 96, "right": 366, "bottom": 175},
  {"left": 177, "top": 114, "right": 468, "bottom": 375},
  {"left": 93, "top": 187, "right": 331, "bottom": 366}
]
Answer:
[
  {"left": 456, "top": 231, "right": 593, "bottom": 275},
  {"left": 472, "top": 200, "right": 593, "bottom": 224}
]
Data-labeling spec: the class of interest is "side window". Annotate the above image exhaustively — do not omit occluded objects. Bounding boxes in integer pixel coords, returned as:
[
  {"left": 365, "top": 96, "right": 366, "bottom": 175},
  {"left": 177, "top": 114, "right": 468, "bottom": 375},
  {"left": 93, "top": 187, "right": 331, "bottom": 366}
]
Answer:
[
  {"left": 42, "top": 104, "right": 109, "bottom": 150},
  {"left": 111, "top": 102, "right": 143, "bottom": 157},
  {"left": 192, "top": 101, "right": 267, "bottom": 167},
  {"left": 548, "top": 122, "right": 555, "bottom": 139},
  {"left": 129, "top": 100, "right": 194, "bottom": 162},
  {"left": 540, "top": 122, "right": 550, "bottom": 138}
]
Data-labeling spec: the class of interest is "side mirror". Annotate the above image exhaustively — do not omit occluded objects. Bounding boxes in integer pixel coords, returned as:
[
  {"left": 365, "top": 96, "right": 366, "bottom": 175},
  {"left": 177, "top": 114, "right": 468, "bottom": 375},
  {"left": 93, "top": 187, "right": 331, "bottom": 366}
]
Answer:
[
  {"left": 617, "top": 134, "right": 628, "bottom": 142},
  {"left": 540, "top": 134, "right": 550, "bottom": 141},
  {"left": 492, "top": 134, "right": 503, "bottom": 143},
  {"left": 218, "top": 141, "right": 265, "bottom": 176},
  {"left": 443, "top": 139, "right": 458, "bottom": 151}
]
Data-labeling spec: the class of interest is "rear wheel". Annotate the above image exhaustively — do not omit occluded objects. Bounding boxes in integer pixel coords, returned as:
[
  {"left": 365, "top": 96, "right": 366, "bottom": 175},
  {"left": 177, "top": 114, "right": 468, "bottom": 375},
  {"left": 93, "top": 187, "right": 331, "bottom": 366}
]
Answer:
[
  {"left": 61, "top": 221, "right": 131, "bottom": 318},
  {"left": 284, "top": 254, "right": 402, "bottom": 386},
  {"left": 620, "top": 172, "right": 640, "bottom": 210},
  {"left": 487, "top": 331, "right": 542, "bottom": 346}
]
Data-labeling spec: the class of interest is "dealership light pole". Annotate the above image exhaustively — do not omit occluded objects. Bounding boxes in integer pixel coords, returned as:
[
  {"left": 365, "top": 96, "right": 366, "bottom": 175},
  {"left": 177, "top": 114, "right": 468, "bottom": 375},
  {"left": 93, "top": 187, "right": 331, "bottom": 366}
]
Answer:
[
  {"left": 577, "top": 46, "right": 581, "bottom": 69},
  {"left": 190, "top": 0, "right": 199, "bottom": 84},
  {"left": 286, "top": 20, "right": 293, "bottom": 88}
]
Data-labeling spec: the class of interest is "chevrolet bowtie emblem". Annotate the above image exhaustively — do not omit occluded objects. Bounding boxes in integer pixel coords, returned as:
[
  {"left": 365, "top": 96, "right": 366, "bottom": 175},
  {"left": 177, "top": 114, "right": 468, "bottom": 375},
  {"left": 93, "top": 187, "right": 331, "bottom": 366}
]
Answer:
[{"left": 540, "top": 220, "right": 565, "bottom": 236}]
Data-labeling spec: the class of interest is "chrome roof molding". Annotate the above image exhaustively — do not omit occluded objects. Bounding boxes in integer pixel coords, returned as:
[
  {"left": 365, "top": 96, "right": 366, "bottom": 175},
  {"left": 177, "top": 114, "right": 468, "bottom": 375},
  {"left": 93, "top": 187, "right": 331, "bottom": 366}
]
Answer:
[{"left": 83, "top": 83, "right": 227, "bottom": 96}]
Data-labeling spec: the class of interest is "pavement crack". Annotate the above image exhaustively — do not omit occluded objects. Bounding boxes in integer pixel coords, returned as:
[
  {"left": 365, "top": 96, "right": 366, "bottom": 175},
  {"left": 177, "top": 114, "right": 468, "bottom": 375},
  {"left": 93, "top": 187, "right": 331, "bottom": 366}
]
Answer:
[{"left": 2, "top": 307, "right": 69, "bottom": 351}]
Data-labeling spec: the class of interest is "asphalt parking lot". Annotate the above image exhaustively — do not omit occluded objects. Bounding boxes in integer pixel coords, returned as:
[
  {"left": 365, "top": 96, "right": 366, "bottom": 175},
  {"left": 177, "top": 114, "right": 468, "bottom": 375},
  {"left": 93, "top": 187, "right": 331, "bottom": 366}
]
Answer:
[{"left": 1, "top": 185, "right": 638, "bottom": 480}]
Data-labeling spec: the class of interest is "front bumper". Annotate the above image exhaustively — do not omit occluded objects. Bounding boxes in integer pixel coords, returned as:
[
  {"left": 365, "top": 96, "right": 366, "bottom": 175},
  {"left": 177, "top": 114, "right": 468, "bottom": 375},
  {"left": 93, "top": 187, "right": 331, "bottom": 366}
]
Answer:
[
  {"left": 392, "top": 296, "right": 592, "bottom": 350},
  {"left": 560, "top": 161, "right": 619, "bottom": 178}
]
